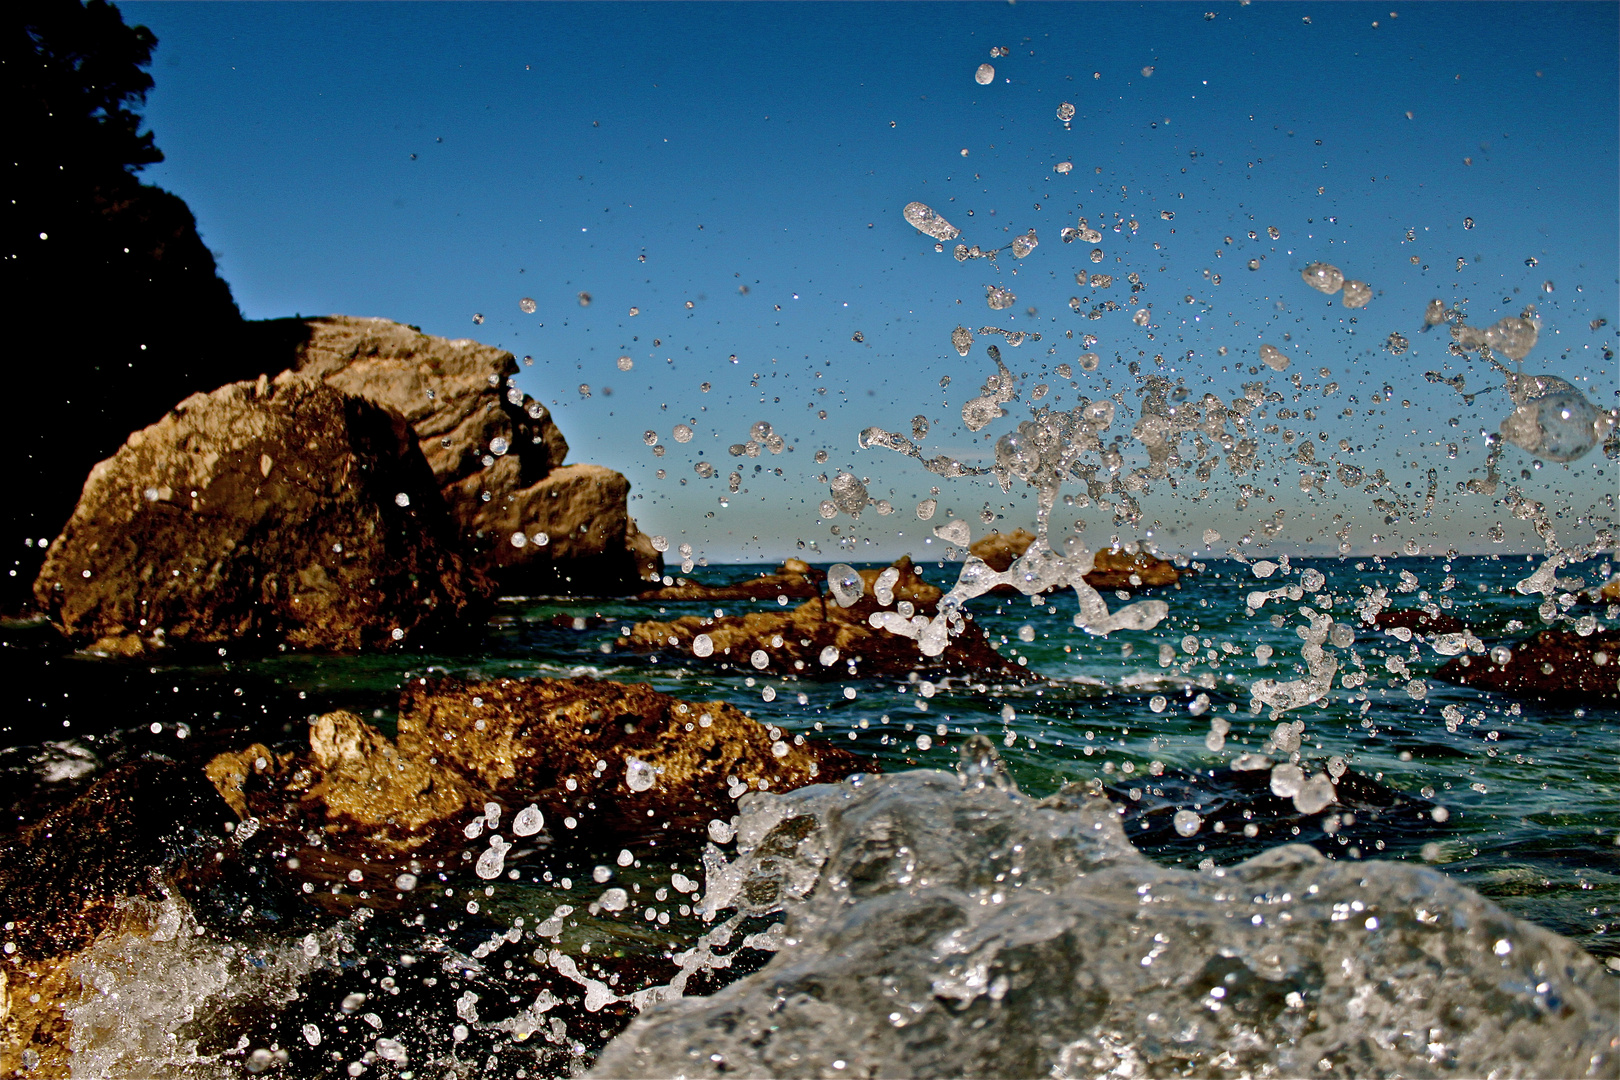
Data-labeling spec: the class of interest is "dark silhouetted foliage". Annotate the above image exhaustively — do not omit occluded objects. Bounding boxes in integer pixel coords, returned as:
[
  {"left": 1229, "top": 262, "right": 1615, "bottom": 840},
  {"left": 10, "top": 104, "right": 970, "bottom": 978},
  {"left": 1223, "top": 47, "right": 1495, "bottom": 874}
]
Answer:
[{"left": 3, "top": 1, "right": 273, "bottom": 610}]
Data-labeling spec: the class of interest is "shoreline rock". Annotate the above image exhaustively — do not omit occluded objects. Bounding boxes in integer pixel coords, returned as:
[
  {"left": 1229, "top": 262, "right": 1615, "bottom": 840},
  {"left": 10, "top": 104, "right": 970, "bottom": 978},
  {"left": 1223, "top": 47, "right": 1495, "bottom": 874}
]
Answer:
[
  {"left": 624, "top": 557, "right": 1033, "bottom": 683},
  {"left": 32, "top": 374, "right": 485, "bottom": 653},
  {"left": 638, "top": 559, "right": 821, "bottom": 602},
  {"left": 1435, "top": 629, "right": 1620, "bottom": 700},
  {"left": 205, "top": 677, "right": 869, "bottom": 875},
  {"left": 969, "top": 528, "right": 1181, "bottom": 592},
  {"left": 285, "top": 315, "right": 661, "bottom": 593}
]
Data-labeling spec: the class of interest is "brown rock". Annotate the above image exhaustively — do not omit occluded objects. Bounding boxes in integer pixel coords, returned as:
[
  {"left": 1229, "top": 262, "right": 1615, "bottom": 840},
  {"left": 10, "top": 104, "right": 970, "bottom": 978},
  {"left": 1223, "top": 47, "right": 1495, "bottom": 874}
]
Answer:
[
  {"left": 204, "top": 677, "right": 866, "bottom": 869},
  {"left": 638, "top": 558, "right": 821, "bottom": 602},
  {"left": 32, "top": 374, "right": 483, "bottom": 652},
  {"left": 1086, "top": 547, "right": 1181, "bottom": 590},
  {"left": 1374, "top": 608, "right": 1470, "bottom": 637},
  {"left": 625, "top": 557, "right": 1030, "bottom": 682},
  {"left": 205, "top": 711, "right": 482, "bottom": 861},
  {"left": 968, "top": 529, "right": 1180, "bottom": 592},
  {"left": 287, "top": 315, "right": 661, "bottom": 593},
  {"left": 1435, "top": 630, "right": 1620, "bottom": 701},
  {"left": 395, "top": 677, "right": 867, "bottom": 836}
]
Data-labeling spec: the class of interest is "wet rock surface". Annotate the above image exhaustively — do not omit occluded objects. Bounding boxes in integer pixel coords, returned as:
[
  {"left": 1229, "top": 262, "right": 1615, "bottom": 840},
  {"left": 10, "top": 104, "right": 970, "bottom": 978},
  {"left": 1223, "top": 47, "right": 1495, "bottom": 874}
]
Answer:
[
  {"left": 970, "top": 528, "right": 1180, "bottom": 591},
  {"left": 0, "top": 752, "right": 310, "bottom": 1077},
  {"left": 1436, "top": 629, "right": 1620, "bottom": 700},
  {"left": 288, "top": 315, "right": 661, "bottom": 593},
  {"left": 1373, "top": 607, "right": 1471, "bottom": 637},
  {"left": 394, "top": 676, "right": 867, "bottom": 836},
  {"left": 592, "top": 754, "right": 1617, "bottom": 1080},
  {"left": 205, "top": 677, "right": 867, "bottom": 871},
  {"left": 32, "top": 373, "right": 484, "bottom": 653},
  {"left": 624, "top": 558, "right": 1032, "bottom": 682},
  {"left": 638, "top": 559, "right": 821, "bottom": 602}
]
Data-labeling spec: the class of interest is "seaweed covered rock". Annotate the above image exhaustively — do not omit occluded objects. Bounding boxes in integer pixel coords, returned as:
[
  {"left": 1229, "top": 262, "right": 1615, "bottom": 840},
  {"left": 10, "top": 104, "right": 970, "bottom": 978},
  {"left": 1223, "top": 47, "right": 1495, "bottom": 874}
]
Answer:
[
  {"left": 624, "top": 558, "right": 1030, "bottom": 682},
  {"left": 32, "top": 374, "right": 484, "bottom": 653},
  {"left": 1435, "top": 629, "right": 1620, "bottom": 700},
  {"left": 638, "top": 558, "right": 821, "bottom": 602},
  {"left": 970, "top": 528, "right": 1180, "bottom": 592},
  {"left": 591, "top": 753, "right": 1616, "bottom": 1079},
  {"left": 286, "top": 315, "right": 661, "bottom": 593}
]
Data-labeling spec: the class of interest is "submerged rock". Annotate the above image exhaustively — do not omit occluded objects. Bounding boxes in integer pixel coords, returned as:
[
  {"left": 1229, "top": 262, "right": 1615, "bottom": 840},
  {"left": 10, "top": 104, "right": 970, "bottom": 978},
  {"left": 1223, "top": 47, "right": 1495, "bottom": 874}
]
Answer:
[
  {"left": 592, "top": 754, "right": 1616, "bottom": 1079},
  {"left": 624, "top": 558, "right": 1031, "bottom": 682},
  {"left": 1435, "top": 629, "right": 1620, "bottom": 700},
  {"left": 970, "top": 528, "right": 1180, "bottom": 592},
  {"left": 1105, "top": 762, "right": 1447, "bottom": 861},
  {"left": 32, "top": 374, "right": 484, "bottom": 653},
  {"left": 638, "top": 559, "right": 821, "bottom": 602},
  {"left": 288, "top": 315, "right": 661, "bottom": 593}
]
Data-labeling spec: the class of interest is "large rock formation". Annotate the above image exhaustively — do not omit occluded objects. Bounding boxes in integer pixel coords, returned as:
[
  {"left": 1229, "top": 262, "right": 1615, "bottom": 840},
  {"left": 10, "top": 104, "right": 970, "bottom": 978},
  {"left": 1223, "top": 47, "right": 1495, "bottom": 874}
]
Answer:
[
  {"left": 624, "top": 557, "right": 1032, "bottom": 683},
  {"left": 1435, "top": 629, "right": 1620, "bottom": 700},
  {"left": 969, "top": 528, "right": 1180, "bottom": 591},
  {"left": 284, "top": 315, "right": 661, "bottom": 593},
  {"left": 32, "top": 374, "right": 484, "bottom": 653}
]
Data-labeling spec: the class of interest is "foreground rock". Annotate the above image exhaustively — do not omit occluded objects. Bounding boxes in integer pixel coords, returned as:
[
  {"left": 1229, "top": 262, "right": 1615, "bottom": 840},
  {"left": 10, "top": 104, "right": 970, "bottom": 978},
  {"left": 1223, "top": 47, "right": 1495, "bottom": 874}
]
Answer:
[
  {"left": 1435, "top": 629, "right": 1620, "bottom": 700},
  {"left": 288, "top": 315, "right": 661, "bottom": 593},
  {"left": 591, "top": 749, "right": 1616, "bottom": 1079},
  {"left": 638, "top": 558, "right": 820, "bottom": 602},
  {"left": 32, "top": 374, "right": 484, "bottom": 653},
  {"left": 970, "top": 528, "right": 1180, "bottom": 591},
  {"left": 206, "top": 677, "right": 866, "bottom": 869},
  {"left": 0, "top": 754, "right": 301, "bottom": 1076},
  {"left": 625, "top": 558, "right": 1032, "bottom": 682}
]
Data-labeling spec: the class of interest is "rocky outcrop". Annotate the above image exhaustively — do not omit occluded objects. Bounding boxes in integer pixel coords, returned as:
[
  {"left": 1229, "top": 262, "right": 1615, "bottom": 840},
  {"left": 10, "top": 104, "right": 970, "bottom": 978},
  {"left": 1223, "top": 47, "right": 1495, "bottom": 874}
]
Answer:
[
  {"left": 285, "top": 315, "right": 661, "bottom": 593},
  {"left": 32, "top": 374, "right": 485, "bottom": 653},
  {"left": 394, "top": 677, "right": 866, "bottom": 833},
  {"left": 624, "top": 557, "right": 1033, "bottom": 682},
  {"left": 638, "top": 558, "right": 821, "bottom": 602},
  {"left": 1373, "top": 607, "right": 1470, "bottom": 637},
  {"left": 1435, "top": 629, "right": 1620, "bottom": 700},
  {"left": 969, "top": 529, "right": 1180, "bottom": 591},
  {"left": 205, "top": 677, "right": 866, "bottom": 867}
]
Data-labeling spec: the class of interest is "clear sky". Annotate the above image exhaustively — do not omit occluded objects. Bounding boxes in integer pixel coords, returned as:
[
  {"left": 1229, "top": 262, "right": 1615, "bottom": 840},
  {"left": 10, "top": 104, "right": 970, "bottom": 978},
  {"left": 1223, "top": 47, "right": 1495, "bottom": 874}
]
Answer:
[{"left": 123, "top": 1, "right": 1617, "bottom": 563}]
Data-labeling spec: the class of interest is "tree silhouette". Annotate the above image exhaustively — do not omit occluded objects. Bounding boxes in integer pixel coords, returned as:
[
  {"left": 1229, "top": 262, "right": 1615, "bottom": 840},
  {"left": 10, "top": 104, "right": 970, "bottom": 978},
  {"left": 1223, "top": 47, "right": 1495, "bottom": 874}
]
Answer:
[{"left": 3, "top": 0, "right": 275, "bottom": 611}]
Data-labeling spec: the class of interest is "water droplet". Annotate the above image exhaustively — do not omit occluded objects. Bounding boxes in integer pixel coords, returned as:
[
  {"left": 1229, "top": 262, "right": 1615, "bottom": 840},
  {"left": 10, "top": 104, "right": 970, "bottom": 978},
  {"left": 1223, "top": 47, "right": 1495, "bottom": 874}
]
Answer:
[
  {"left": 1173, "top": 810, "right": 1202, "bottom": 836},
  {"left": 617, "top": 356, "right": 634, "bottom": 371},
  {"left": 394, "top": 492, "right": 410, "bottom": 508},
  {"left": 975, "top": 63, "right": 995, "bottom": 85},
  {"left": 513, "top": 805, "right": 544, "bottom": 836},
  {"left": 1301, "top": 262, "right": 1344, "bottom": 294},
  {"left": 903, "top": 202, "right": 960, "bottom": 241},
  {"left": 1341, "top": 280, "right": 1372, "bottom": 308},
  {"left": 1259, "top": 344, "right": 1289, "bottom": 371},
  {"left": 673, "top": 424, "right": 694, "bottom": 442},
  {"left": 519, "top": 297, "right": 537, "bottom": 314},
  {"left": 828, "top": 564, "right": 865, "bottom": 606},
  {"left": 626, "top": 757, "right": 656, "bottom": 792}
]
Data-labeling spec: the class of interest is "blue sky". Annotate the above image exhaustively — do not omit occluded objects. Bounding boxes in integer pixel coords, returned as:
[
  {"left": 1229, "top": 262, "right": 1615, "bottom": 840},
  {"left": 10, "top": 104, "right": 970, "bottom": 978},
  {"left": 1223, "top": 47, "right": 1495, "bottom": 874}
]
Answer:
[{"left": 124, "top": 2, "right": 1617, "bottom": 562}]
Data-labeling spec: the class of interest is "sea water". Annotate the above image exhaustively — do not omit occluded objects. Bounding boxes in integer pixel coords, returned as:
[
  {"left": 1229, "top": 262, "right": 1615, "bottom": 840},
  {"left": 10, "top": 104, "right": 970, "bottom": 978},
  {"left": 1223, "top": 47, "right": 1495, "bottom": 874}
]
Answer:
[{"left": 1, "top": 554, "right": 1615, "bottom": 1076}]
